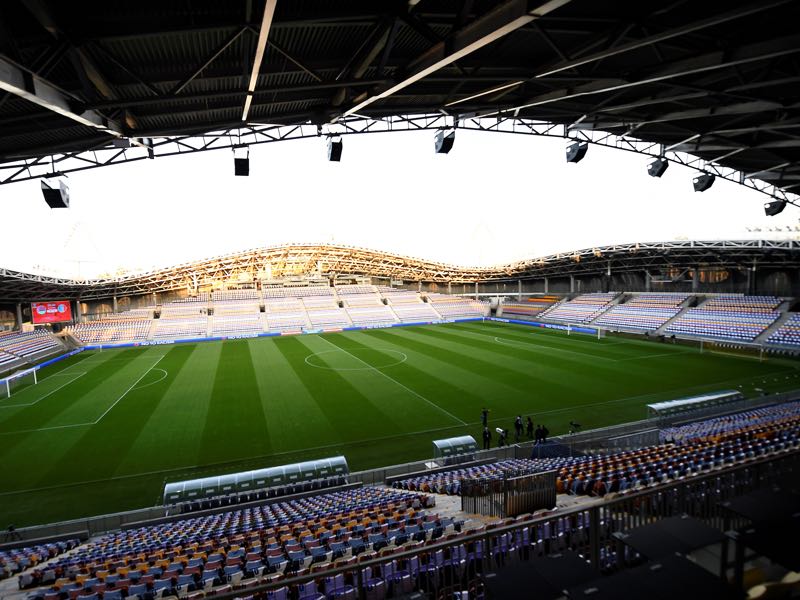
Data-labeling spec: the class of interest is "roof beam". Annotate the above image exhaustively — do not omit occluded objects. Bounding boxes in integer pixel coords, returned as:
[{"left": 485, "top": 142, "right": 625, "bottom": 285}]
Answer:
[
  {"left": 535, "top": 0, "right": 791, "bottom": 77},
  {"left": 242, "top": 0, "right": 278, "bottom": 121},
  {"left": 170, "top": 27, "right": 248, "bottom": 96},
  {"left": 338, "top": 0, "right": 572, "bottom": 120},
  {"left": 0, "top": 55, "right": 123, "bottom": 137},
  {"left": 495, "top": 32, "right": 800, "bottom": 116}
]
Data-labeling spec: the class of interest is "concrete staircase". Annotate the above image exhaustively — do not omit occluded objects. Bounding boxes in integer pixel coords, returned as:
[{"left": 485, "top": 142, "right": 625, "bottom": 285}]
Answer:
[
  {"left": 654, "top": 306, "right": 692, "bottom": 336},
  {"left": 754, "top": 312, "right": 792, "bottom": 344}
]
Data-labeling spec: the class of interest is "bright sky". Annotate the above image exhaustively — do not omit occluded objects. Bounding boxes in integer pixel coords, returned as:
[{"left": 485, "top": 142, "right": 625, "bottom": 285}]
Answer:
[{"left": 1, "top": 127, "right": 797, "bottom": 279}]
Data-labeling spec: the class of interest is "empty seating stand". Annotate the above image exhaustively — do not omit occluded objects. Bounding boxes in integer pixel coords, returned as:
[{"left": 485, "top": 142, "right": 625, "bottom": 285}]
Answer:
[
  {"left": 766, "top": 313, "right": 800, "bottom": 347},
  {"left": 665, "top": 295, "right": 780, "bottom": 342},
  {"left": 69, "top": 319, "right": 151, "bottom": 344},
  {"left": 0, "top": 330, "right": 61, "bottom": 359},
  {"left": 594, "top": 293, "right": 689, "bottom": 331},
  {"left": 426, "top": 294, "right": 487, "bottom": 319},
  {"left": 501, "top": 297, "right": 560, "bottom": 319},
  {"left": 539, "top": 293, "right": 617, "bottom": 324}
]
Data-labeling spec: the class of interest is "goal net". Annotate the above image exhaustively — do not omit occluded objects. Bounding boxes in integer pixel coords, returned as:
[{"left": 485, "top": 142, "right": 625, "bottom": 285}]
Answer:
[{"left": 0, "top": 368, "right": 38, "bottom": 400}]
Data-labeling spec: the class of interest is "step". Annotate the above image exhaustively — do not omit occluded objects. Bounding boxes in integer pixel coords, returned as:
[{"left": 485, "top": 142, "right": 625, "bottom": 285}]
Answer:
[
  {"left": 754, "top": 311, "right": 793, "bottom": 344},
  {"left": 654, "top": 305, "right": 693, "bottom": 336}
]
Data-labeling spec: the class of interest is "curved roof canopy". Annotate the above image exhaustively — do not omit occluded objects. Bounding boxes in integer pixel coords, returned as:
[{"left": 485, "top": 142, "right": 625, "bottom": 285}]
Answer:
[
  {"left": 0, "top": 240, "right": 798, "bottom": 302},
  {"left": 0, "top": 0, "right": 798, "bottom": 200}
]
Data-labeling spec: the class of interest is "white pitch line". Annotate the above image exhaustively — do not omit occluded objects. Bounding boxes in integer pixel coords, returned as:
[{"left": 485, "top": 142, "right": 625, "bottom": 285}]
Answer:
[
  {"left": 0, "top": 354, "right": 166, "bottom": 435},
  {"left": 319, "top": 336, "right": 467, "bottom": 425},
  {"left": 0, "top": 372, "right": 86, "bottom": 409},
  {"left": 93, "top": 355, "right": 166, "bottom": 424}
]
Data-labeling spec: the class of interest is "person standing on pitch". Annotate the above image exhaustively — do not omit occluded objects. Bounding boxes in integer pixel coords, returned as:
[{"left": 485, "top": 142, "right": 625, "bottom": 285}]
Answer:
[
  {"left": 526, "top": 417, "right": 534, "bottom": 439},
  {"left": 481, "top": 407, "right": 489, "bottom": 428},
  {"left": 514, "top": 415, "right": 523, "bottom": 442},
  {"left": 482, "top": 426, "right": 492, "bottom": 450}
]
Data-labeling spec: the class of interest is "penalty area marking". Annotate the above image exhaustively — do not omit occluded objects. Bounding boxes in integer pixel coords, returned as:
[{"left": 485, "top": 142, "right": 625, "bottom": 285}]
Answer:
[
  {"left": 304, "top": 348, "right": 407, "bottom": 371},
  {"left": 0, "top": 355, "right": 166, "bottom": 435},
  {"left": 318, "top": 336, "right": 467, "bottom": 426},
  {"left": 0, "top": 371, "right": 87, "bottom": 409}
]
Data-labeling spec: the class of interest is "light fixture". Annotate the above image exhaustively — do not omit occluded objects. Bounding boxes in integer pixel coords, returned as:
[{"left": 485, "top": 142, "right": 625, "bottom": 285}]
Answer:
[
  {"left": 41, "top": 177, "right": 70, "bottom": 208},
  {"left": 764, "top": 199, "right": 787, "bottom": 217},
  {"left": 434, "top": 130, "right": 455, "bottom": 154},
  {"left": 693, "top": 172, "right": 715, "bottom": 192},
  {"left": 566, "top": 141, "right": 588, "bottom": 163},
  {"left": 233, "top": 146, "right": 249, "bottom": 176},
  {"left": 647, "top": 157, "right": 669, "bottom": 178},
  {"left": 327, "top": 137, "right": 343, "bottom": 161}
]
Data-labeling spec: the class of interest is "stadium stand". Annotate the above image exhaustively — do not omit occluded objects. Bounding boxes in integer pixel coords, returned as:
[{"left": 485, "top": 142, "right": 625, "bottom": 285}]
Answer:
[
  {"left": 767, "top": 313, "right": 800, "bottom": 347},
  {"left": 211, "top": 314, "right": 263, "bottom": 336},
  {"left": 426, "top": 294, "right": 487, "bottom": 319},
  {"left": 0, "top": 350, "right": 18, "bottom": 370},
  {"left": 2, "top": 539, "right": 79, "bottom": 582},
  {"left": 345, "top": 306, "right": 398, "bottom": 328},
  {"left": 307, "top": 309, "right": 351, "bottom": 330},
  {"left": 0, "top": 330, "right": 61, "bottom": 358},
  {"left": 500, "top": 297, "right": 560, "bottom": 319},
  {"left": 212, "top": 289, "right": 259, "bottom": 301},
  {"left": 153, "top": 318, "right": 208, "bottom": 340},
  {"left": 593, "top": 293, "right": 689, "bottom": 331},
  {"left": 538, "top": 292, "right": 617, "bottom": 323},
  {"left": 394, "top": 401, "right": 800, "bottom": 499},
  {"left": 69, "top": 319, "right": 151, "bottom": 344},
  {"left": 336, "top": 285, "right": 377, "bottom": 295},
  {"left": 389, "top": 302, "right": 441, "bottom": 323},
  {"left": 23, "top": 488, "right": 444, "bottom": 597},
  {"left": 665, "top": 295, "right": 780, "bottom": 341}
]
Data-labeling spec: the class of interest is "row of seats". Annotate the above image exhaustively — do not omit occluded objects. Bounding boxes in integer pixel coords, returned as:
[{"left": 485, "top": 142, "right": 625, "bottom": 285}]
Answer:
[
  {"left": 153, "top": 319, "right": 207, "bottom": 339},
  {"left": 263, "top": 288, "right": 333, "bottom": 299},
  {"left": 388, "top": 304, "right": 439, "bottom": 323},
  {"left": 703, "top": 295, "right": 781, "bottom": 312},
  {"left": 0, "top": 330, "right": 61, "bottom": 358},
  {"left": 27, "top": 489, "right": 434, "bottom": 592},
  {"left": 665, "top": 303, "right": 779, "bottom": 341},
  {"left": 593, "top": 305, "right": 679, "bottom": 331},
  {"left": 623, "top": 293, "right": 689, "bottom": 308},
  {"left": 68, "top": 320, "right": 151, "bottom": 344},
  {"left": 1, "top": 539, "right": 79, "bottom": 580},
  {"left": 766, "top": 313, "right": 800, "bottom": 347},
  {"left": 211, "top": 315, "right": 263, "bottom": 336},
  {"left": 211, "top": 290, "right": 259, "bottom": 301},
  {"left": 500, "top": 297, "right": 559, "bottom": 318},
  {"left": 539, "top": 293, "right": 617, "bottom": 324},
  {"left": 345, "top": 307, "right": 397, "bottom": 329},
  {"left": 426, "top": 295, "right": 487, "bottom": 320}
]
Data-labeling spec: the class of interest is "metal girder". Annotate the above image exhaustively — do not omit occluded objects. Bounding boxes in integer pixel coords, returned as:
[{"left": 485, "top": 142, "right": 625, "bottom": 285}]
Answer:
[
  {"left": 496, "top": 32, "right": 800, "bottom": 116},
  {"left": 170, "top": 27, "right": 248, "bottom": 96},
  {"left": 535, "top": 0, "right": 791, "bottom": 77},
  {"left": 0, "top": 55, "right": 123, "bottom": 137},
  {"left": 332, "top": 18, "right": 393, "bottom": 107},
  {"left": 0, "top": 114, "right": 797, "bottom": 209},
  {"left": 242, "top": 0, "right": 278, "bottom": 121},
  {"left": 571, "top": 100, "right": 795, "bottom": 130},
  {"left": 337, "top": 0, "right": 572, "bottom": 120}
]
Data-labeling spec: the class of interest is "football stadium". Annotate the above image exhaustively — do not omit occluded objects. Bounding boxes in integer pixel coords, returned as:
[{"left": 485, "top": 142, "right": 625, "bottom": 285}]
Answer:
[{"left": 1, "top": 1, "right": 800, "bottom": 599}]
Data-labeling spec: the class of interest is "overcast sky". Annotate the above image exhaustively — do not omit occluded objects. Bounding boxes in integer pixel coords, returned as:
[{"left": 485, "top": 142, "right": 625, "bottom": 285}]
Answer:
[{"left": 0, "top": 127, "right": 797, "bottom": 279}]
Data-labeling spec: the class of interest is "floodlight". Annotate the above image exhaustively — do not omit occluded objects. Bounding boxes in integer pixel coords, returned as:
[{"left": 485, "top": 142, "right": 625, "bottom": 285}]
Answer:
[
  {"left": 41, "top": 177, "right": 70, "bottom": 208},
  {"left": 764, "top": 200, "right": 787, "bottom": 217},
  {"left": 566, "top": 141, "right": 588, "bottom": 163},
  {"left": 434, "top": 130, "right": 455, "bottom": 154},
  {"left": 693, "top": 172, "right": 715, "bottom": 192},
  {"left": 327, "top": 137, "right": 343, "bottom": 161},
  {"left": 647, "top": 157, "right": 669, "bottom": 178}
]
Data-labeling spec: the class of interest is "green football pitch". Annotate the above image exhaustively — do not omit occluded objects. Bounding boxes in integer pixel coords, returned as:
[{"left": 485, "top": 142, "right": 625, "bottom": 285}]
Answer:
[{"left": 1, "top": 320, "right": 798, "bottom": 527}]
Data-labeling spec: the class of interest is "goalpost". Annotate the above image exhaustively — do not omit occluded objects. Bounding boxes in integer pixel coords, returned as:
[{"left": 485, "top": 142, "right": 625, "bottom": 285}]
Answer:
[{"left": 0, "top": 367, "right": 39, "bottom": 400}]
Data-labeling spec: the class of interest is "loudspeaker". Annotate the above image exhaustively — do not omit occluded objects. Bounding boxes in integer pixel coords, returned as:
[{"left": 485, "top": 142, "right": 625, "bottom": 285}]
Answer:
[
  {"left": 566, "top": 141, "right": 588, "bottom": 163},
  {"left": 41, "top": 179, "right": 70, "bottom": 208},
  {"left": 764, "top": 199, "right": 787, "bottom": 217},
  {"left": 434, "top": 130, "right": 455, "bottom": 154},
  {"left": 234, "top": 157, "right": 249, "bottom": 176},
  {"left": 693, "top": 172, "right": 715, "bottom": 192},
  {"left": 647, "top": 158, "right": 669, "bottom": 178},
  {"left": 327, "top": 139, "right": 343, "bottom": 161}
]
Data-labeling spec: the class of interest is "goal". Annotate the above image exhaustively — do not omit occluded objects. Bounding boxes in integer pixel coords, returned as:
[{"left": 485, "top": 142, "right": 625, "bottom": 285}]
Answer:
[{"left": 0, "top": 367, "right": 38, "bottom": 399}]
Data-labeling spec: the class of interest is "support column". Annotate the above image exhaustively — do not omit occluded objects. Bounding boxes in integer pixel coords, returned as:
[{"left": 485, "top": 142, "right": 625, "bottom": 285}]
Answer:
[
  {"left": 418, "top": 281, "right": 422, "bottom": 293},
  {"left": 112, "top": 296, "right": 118, "bottom": 313},
  {"left": 692, "top": 268, "right": 699, "bottom": 293},
  {"left": 750, "top": 262, "right": 757, "bottom": 295},
  {"left": 15, "top": 303, "right": 23, "bottom": 330},
  {"left": 475, "top": 281, "right": 479, "bottom": 301},
  {"left": 645, "top": 271, "right": 651, "bottom": 292},
  {"left": 544, "top": 277, "right": 549, "bottom": 294},
  {"left": 570, "top": 275, "right": 575, "bottom": 294},
  {"left": 518, "top": 279, "right": 522, "bottom": 301},
  {"left": 447, "top": 281, "right": 452, "bottom": 295}
]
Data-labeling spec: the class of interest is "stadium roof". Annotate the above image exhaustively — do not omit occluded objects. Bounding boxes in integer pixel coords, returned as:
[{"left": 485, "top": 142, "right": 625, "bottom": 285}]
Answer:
[
  {"left": 0, "top": 240, "right": 798, "bottom": 302},
  {"left": 0, "top": 1, "right": 799, "bottom": 202}
]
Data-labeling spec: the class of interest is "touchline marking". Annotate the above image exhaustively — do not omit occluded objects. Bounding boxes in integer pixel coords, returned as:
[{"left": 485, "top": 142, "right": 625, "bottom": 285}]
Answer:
[
  {"left": 0, "top": 354, "right": 167, "bottom": 435},
  {"left": 0, "top": 372, "right": 86, "bottom": 409},
  {"left": 319, "top": 336, "right": 467, "bottom": 426}
]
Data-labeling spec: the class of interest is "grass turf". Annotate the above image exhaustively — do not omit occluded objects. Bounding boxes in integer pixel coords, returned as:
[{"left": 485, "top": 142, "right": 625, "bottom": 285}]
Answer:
[{"left": 0, "top": 320, "right": 798, "bottom": 527}]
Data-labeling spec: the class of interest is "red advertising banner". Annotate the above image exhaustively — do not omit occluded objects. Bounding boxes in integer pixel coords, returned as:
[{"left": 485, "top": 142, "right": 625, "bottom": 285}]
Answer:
[{"left": 31, "top": 300, "right": 73, "bottom": 324}]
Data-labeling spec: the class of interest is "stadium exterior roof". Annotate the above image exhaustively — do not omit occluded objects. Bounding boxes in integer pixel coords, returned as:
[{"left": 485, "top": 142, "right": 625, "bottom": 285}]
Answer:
[
  {"left": 0, "top": 1, "right": 799, "bottom": 204},
  {"left": 0, "top": 240, "right": 798, "bottom": 302}
]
